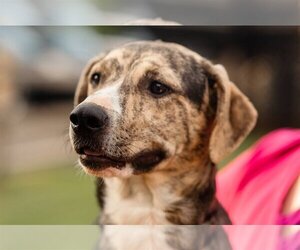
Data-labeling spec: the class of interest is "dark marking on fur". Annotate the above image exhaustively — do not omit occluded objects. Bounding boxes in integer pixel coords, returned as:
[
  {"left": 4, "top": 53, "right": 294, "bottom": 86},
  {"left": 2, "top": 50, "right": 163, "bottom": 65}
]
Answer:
[
  {"left": 165, "top": 161, "right": 230, "bottom": 225},
  {"left": 105, "top": 58, "right": 123, "bottom": 80},
  {"left": 173, "top": 99, "right": 190, "bottom": 146},
  {"left": 119, "top": 83, "right": 131, "bottom": 113},
  {"left": 181, "top": 57, "right": 206, "bottom": 107},
  {"left": 96, "top": 178, "right": 106, "bottom": 209},
  {"left": 205, "top": 72, "right": 218, "bottom": 122},
  {"left": 132, "top": 150, "right": 166, "bottom": 174},
  {"left": 204, "top": 199, "right": 231, "bottom": 224}
]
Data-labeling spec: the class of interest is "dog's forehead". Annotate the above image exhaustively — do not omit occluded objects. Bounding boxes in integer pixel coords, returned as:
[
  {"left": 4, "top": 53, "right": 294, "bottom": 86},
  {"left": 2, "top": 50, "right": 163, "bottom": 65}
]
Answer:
[
  {"left": 104, "top": 41, "right": 203, "bottom": 66},
  {"left": 98, "top": 41, "right": 208, "bottom": 106}
]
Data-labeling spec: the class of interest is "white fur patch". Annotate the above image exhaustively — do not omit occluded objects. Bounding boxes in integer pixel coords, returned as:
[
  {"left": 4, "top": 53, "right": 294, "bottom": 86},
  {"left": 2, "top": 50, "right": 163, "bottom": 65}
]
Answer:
[
  {"left": 103, "top": 174, "right": 179, "bottom": 225},
  {"left": 85, "top": 81, "right": 122, "bottom": 114},
  {"left": 100, "top": 225, "right": 173, "bottom": 250}
]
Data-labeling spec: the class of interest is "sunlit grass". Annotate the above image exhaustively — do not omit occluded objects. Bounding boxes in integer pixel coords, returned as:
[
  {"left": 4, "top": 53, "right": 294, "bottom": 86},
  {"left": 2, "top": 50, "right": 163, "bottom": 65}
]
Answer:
[{"left": 0, "top": 166, "right": 99, "bottom": 224}]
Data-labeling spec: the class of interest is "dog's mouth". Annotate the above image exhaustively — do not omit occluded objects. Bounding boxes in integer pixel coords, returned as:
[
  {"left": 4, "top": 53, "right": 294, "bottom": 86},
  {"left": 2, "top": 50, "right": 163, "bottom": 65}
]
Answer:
[
  {"left": 78, "top": 147, "right": 166, "bottom": 176},
  {"left": 80, "top": 148, "right": 126, "bottom": 170}
]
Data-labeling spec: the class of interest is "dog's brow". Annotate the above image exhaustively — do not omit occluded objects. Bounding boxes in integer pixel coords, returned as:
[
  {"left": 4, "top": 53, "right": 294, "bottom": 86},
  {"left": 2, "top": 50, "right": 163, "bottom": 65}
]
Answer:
[
  {"left": 102, "top": 58, "right": 122, "bottom": 71},
  {"left": 144, "top": 69, "right": 182, "bottom": 90}
]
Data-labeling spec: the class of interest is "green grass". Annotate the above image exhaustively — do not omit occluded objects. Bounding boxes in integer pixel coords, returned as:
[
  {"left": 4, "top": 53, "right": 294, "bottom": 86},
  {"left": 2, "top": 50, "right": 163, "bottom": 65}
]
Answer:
[
  {"left": 0, "top": 166, "right": 99, "bottom": 225},
  {"left": 0, "top": 131, "right": 263, "bottom": 225}
]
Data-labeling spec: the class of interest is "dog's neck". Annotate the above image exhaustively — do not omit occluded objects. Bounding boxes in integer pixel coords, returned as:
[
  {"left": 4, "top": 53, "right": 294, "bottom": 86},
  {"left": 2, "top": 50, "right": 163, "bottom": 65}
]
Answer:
[{"left": 96, "top": 156, "right": 230, "bottom": 225}]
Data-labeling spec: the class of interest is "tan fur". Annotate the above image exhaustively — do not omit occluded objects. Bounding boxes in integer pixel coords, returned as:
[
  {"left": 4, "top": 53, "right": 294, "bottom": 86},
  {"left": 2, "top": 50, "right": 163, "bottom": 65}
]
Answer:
[
  {"left": 70, "top": 40, "right": 257, "bottom": 249},
  {"left": 207, "top": 64, "right": 258, "bottom": 164}
]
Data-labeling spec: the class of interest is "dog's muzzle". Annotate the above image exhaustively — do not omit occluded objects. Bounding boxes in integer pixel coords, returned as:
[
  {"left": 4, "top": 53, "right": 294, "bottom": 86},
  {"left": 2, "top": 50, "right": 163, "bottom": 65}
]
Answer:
[
  {"left": 69, "top": 103, "right": 124, "bottom": 173},
  {"left": 69, "top": 103, "right": 167, "bottom": 176}
]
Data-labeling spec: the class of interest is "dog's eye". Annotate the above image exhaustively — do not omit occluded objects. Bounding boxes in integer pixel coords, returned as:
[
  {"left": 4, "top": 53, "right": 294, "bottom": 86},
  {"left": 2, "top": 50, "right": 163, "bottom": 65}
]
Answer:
[
  {"left": 148, "top": 81, "right": 171, "bottom": 97},
  {"left": 90, "top": 73, "right": 101, "bottom": 86}
]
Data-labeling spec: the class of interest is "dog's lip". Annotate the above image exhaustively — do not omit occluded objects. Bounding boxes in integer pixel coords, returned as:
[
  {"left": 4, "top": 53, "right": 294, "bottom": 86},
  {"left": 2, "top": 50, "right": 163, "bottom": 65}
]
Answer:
[
  {"left": 131, "top": 149, "right": 166, "bottom": 168},
  {"left": 80, "top": 149, "right": 126, "bottom": 170},
  {"left": 83, "top": 149, "right": 104, "bottom": 157},
  {"left": 78, "top": 147, "right": 166, "bottom": 172},
  {"left": 80, "top": 148, "right": 125, "bottom": 162}
]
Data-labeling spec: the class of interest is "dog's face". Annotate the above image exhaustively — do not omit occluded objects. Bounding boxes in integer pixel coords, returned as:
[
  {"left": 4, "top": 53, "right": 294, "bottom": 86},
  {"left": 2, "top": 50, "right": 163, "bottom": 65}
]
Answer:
[{"left": 69, "top": 41, "right": 257, "bottom": 178}]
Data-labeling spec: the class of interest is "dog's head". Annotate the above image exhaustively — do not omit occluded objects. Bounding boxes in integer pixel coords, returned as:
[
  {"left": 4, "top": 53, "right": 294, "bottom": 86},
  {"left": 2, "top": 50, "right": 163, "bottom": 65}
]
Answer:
[{"left": 69, "top": 41, "right": 257, "bottom": 178}]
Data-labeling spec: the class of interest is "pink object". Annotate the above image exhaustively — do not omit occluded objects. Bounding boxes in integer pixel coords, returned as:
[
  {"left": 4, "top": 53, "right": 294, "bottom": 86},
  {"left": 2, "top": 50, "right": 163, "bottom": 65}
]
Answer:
[{"left": 216, "top": 129, "right": 300, "bottom": 250}]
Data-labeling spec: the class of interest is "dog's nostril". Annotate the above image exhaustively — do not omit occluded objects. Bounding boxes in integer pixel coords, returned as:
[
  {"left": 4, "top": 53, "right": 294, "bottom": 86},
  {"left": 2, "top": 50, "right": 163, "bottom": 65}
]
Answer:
[
  {"left": 85, "top": 116, "right": 104, "bottom": 129},
  {"left": 70, "top": 113, "right": 79, "bottom": 126}
]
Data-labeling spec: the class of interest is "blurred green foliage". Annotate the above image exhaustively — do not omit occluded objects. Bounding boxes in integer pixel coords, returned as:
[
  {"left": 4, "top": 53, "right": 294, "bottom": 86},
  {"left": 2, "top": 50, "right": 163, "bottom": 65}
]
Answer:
[{"left": 0, "top": 166, "right": 99, "bottom": 224}]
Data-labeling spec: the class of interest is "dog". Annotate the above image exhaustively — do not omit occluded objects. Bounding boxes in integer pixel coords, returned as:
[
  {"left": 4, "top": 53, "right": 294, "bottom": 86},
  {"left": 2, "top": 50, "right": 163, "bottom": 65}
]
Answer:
[{"left": 69, "top": 40, "right": 257, "bottom": 249}]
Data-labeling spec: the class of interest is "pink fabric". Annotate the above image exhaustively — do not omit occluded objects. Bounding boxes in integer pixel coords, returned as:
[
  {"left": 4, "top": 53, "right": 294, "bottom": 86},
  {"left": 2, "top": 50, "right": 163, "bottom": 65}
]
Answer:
[
  {"left": 216, "top": 129, "right": 300, "bottom": 250},
  {"left": 277, "top": 211, "right": 300, "bottom": 250},
  {"left": 278, "top": 210, "right": 300, "bottom": 225},
  {"left": 278, "top": 229, "right": 300, "bottom": 250}
]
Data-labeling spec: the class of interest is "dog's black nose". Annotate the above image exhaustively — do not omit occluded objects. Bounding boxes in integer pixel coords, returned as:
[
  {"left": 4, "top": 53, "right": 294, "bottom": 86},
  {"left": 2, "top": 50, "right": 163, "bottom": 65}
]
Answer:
[{"left": 70, "top": 103, "right": 109, "bottom": 132}]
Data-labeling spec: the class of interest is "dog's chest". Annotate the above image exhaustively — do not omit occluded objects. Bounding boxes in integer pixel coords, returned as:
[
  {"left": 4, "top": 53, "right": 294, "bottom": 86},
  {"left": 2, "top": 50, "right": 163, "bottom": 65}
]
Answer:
[
  {"left": 102, "top": 178, "right": 175, "bottom": 225},
  {"left": 99, "top": 226, "right": 175, "bottom": 250}
]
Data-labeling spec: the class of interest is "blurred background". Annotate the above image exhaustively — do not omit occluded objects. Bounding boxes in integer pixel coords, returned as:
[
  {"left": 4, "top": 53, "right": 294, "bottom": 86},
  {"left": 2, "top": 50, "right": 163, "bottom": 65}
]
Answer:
[
  {"left": 0, "top": 26, "right": 299, "bottom": 224},
  {"left": 0, "top": 0, "right": 299, "bottom": 25}
]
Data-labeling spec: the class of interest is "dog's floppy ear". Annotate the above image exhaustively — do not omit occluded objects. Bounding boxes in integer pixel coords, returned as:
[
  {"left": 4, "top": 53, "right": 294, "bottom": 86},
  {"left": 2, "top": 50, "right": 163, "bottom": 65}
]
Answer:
[
  {"left": 74, "top": 55, "right": 103, "bottom": 106},
  {"left": 207, "top": 63, "right": 258, "bottom": 164}
]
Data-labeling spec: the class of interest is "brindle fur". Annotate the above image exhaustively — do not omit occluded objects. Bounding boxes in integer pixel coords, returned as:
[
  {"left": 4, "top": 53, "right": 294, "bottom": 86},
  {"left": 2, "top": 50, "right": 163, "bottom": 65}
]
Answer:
[{"left": 70, "top": 40, "right": 257, "bottom": 249}]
